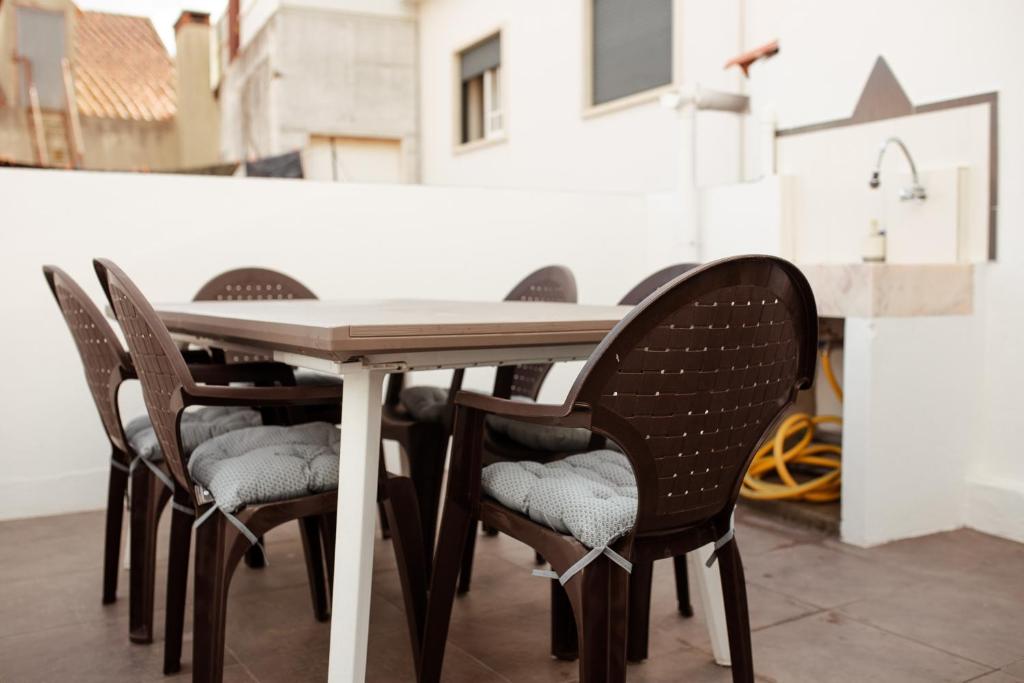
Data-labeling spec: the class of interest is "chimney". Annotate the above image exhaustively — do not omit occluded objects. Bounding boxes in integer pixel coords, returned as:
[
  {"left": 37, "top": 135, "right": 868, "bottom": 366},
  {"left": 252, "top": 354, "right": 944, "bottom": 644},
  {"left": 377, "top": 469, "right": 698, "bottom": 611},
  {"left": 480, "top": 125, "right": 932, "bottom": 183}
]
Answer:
[
  {"left": 174, "top": 11, "right": 220, "bottom": 168},
  {"left": 228, "top": 0, "right": 240, "bottom": 62}
]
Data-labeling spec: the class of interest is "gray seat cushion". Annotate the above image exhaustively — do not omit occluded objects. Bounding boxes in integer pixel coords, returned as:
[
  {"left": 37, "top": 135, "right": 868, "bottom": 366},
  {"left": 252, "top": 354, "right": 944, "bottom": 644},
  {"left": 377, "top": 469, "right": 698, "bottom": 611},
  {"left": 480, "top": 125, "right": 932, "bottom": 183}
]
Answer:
[
  {"left": 399, "top": 385, "right": 449, "bottom": 423},
  {"left": 124, "top": 406, "right": 262, "bottom": 462},
  {"left": 188, "top": 422, "right": 341, "bottom": 512},
  {"left": 481, "top": 450, "right": 637, "bottom": 549},
  {"left": 294, "top": 369, "right": 344, "bottom": 387},
  {"left": 399, "top": 388, "right": 591, "bottom": 452}
]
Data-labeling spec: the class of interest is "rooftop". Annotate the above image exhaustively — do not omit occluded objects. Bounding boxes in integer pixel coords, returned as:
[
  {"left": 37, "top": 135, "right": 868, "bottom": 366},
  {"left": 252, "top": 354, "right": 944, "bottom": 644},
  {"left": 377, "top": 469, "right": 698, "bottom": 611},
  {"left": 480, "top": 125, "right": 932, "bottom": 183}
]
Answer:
[{"left": 72, "top": 10, "right": 177, "bottom": 122}]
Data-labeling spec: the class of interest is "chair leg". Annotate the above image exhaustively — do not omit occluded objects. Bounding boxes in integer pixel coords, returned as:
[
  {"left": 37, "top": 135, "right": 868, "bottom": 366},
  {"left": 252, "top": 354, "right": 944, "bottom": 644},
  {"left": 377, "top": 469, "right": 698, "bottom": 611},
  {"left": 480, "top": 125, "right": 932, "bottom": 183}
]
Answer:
[
  {"left": 674, "top": 555, "right": 694, "bottom": 617},
  {"left": 407, "top": 432, "right": 447, "bottom": 559},
  {"left": 718, "top": 540, "right": 755, "bottom": 683},
  {"left": 378, "top": 501, "right": 392, "bottom": 539},
  {"left": 627, "top": 560, "right": 654, "bottom": 662},
  {"left": 321, "top": 512, "right": 336, "bottom": 592},
  {"left": 574, "top": 556, "right": 629, "bottom": 683},
  {"left": 164, "top": 497, "right": 193, "bottom": 674},
  {"left": 418, "top": 501, "right": 476, "bottom": 683},
  {"left": 551, "top": 580, "right": 579, "bottom": 661},
  {"left": 456, "top": 521, "right": 478, "bottom": 595},
  {"left": 383, "top": 474, "right": 430, "bottom": 662},
  {"left": 299, "top": 516, "right": 330, "bottom": 622},
  {"left": 193, "top": 512, "right": 233, "bottom": 683},
  {"left": 128, "top": 466, "right": 167, "bottom": 644},
  {"left": 243, "top": 536, "right": 266, "bottom": 568},
  {"left": 102, "top": 462, "right": 128, "bottom": 605}
]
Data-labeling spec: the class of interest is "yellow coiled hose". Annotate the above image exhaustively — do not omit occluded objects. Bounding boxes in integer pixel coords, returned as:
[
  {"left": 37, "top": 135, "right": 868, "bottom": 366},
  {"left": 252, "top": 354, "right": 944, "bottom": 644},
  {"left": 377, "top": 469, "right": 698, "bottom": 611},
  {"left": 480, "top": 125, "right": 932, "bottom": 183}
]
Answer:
[{"left": 740, "top": 346, "right": 843, "bottom": 502}]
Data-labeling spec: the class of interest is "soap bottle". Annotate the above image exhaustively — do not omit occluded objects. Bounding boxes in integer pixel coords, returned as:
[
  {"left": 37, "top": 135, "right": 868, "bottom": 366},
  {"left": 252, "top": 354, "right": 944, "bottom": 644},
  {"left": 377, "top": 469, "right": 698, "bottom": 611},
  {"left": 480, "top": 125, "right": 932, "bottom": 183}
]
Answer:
[{"left": 862, "top": 219, "right": 886, "bottom": 263}]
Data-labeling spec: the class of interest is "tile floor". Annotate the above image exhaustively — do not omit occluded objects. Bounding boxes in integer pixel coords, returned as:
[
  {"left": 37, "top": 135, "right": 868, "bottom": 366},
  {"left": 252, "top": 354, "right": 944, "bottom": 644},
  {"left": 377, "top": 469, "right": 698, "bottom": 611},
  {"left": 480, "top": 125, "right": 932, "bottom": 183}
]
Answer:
[{"left": 0, "top": 507, "right": 1021, "bottom": 682}]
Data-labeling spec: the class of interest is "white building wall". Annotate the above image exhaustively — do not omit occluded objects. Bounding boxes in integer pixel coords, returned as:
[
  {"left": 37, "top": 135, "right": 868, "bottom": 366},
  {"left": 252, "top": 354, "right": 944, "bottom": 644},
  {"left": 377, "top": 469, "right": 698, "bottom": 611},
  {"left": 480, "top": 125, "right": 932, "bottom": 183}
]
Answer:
[{"left": 417, "top": 0, "right": 745, "bottom": 194}]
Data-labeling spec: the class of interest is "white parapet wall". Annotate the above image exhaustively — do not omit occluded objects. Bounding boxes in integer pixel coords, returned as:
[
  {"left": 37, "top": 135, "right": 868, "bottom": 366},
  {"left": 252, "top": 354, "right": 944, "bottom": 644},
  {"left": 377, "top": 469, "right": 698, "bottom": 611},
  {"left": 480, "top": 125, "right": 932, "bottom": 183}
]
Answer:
[{"left": 0, "top": 167, "right": 692, "bottom": 520}]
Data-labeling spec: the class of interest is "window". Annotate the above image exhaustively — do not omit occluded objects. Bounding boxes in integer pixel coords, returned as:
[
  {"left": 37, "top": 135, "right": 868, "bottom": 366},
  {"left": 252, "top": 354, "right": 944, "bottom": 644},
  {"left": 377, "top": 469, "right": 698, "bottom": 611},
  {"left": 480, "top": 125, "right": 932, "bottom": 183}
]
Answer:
[
  {"left": 459, "top": 33, "right": 503, "bottom": 144},
  {"left": 590, "top": 0, "right": 672, "bottom": 107},
  {"left": 16, "top": 7, "right": 67, "bottom": 110}
]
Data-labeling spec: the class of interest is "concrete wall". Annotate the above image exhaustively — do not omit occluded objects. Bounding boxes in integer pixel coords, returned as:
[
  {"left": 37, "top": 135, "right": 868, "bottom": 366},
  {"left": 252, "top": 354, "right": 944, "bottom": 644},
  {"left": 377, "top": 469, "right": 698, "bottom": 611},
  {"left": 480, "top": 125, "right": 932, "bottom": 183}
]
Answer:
[
  {"left": 0, "top": 167, "right": 679, "bottom": 521},
  {"left": 222, "top": 0, "right": 419, "bottom": 178},
  {"left": 0, "top": 110, "right": 180, "bottom": 171}
]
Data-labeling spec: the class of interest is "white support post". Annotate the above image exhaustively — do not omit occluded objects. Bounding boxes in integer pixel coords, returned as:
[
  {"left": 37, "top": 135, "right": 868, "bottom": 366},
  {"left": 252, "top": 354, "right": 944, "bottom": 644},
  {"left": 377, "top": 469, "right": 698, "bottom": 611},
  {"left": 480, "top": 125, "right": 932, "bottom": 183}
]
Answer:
[
  {"left": 688, "top": 546, "right": 731, "bottom": 666},
  {"left": 327, "top": 368, "right": 386, "bottom": 682}
]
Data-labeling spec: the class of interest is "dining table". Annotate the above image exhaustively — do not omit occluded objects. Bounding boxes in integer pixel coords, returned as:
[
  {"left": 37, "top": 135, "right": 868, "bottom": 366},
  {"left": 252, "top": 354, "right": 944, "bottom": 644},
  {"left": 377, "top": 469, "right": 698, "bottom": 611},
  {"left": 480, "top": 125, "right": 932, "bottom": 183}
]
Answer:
[{"left": 147, "top": 297, "right": 734, "bottom": 680}]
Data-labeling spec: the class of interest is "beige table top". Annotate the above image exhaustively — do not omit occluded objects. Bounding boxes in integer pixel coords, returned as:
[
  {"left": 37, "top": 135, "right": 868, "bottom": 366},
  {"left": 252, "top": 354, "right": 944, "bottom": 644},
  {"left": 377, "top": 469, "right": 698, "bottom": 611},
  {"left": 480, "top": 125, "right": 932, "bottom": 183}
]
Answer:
[{"left": 153, "top": 298, "right": 632, "bottom": 362}]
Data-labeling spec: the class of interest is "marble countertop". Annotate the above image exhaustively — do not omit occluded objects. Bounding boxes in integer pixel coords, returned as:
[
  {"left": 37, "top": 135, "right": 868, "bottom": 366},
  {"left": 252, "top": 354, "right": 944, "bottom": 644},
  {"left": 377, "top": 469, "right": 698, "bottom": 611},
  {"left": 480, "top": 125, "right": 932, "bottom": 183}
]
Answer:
[{"left": 797, "top": 263, "right": 974, "bottom": 318}]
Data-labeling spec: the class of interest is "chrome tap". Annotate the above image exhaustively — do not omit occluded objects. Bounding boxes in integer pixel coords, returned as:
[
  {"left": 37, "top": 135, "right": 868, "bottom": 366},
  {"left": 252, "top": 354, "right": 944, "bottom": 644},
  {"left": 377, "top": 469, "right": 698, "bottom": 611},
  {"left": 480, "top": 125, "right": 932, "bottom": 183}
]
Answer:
[{"left": 869, "top": 136, "right": 927, "bottom": 201}]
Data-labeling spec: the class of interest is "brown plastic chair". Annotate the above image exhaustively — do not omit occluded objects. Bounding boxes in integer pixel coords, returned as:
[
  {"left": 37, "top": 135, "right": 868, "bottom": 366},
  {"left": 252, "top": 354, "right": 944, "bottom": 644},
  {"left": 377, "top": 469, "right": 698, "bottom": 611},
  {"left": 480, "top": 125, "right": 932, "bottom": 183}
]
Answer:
[
  {"left": 192, "top": 267, "right": 340, "bottom": 566},
  {"left": 94, "top": 258, "right": 345, "bottom": 681},
  {"left": 455, "top": 263, "right": 702, "bottom": 659},
  {"left": 419, "top": 256, "right": 818, "bottom": 683},
  {"left": 380, "top": 265, "right": 578, "bottom": 562},
  {"left": 43, "top": 265, "right": 171, "bottom": 644}
]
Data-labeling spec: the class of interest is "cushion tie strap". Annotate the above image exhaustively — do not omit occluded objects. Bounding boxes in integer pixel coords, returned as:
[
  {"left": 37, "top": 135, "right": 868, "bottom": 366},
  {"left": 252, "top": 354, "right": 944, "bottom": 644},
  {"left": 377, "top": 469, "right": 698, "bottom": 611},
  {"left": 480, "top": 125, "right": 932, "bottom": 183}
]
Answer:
[
  {"left": 193, "top": 504, "right": 269, "bottom": 565},
  {"left": 532, "top": 545, "right": 633, "bottom": 586},
  {"left": 110, "top": 457, "right": 131, "bottom": 474},
  {"left": 705, "top": 526, "right": 736, "bottom": 568},
  {"left": 172, "top": 501, "right": 196, "bottom": 515},
  {"left": 129, "top": 455, "right": 176, "bottom": 492}
]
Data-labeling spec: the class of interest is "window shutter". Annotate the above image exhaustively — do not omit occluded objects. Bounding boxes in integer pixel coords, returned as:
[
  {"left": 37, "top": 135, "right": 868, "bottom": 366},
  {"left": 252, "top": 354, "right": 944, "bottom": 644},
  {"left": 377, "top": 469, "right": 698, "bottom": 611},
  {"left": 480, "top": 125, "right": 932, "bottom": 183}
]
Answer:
[
  {"left": 460, "top": 34, "right": 501, "bottom": 82},
  {"left": 16, "top": 8, "right": 67, "bottom": 110},
  {"left": 592, "top": 0, "right": 672, "bottom": 105}
]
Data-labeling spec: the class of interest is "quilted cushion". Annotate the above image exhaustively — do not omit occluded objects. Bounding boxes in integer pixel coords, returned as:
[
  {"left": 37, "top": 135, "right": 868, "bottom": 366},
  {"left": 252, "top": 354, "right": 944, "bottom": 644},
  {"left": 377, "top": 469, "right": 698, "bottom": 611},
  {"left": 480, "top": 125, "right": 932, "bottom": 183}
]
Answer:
[
  {"left": 481, "top": 450, "right": 637, "bottom": 549},
  {"left": 399, "top": 385, "right": 449, "bottom": 423},
  {"left": 294, "top": 369, "right": 344, "bottom": 387},
  {"left": 400, "top": 388, "right": 592, "bottom": 452},
  {"left": 125, "top": 406, "right": 262, "bottom": 462},
  {"left": 188, "top": 422, "right": 341, "bottom": 512}
]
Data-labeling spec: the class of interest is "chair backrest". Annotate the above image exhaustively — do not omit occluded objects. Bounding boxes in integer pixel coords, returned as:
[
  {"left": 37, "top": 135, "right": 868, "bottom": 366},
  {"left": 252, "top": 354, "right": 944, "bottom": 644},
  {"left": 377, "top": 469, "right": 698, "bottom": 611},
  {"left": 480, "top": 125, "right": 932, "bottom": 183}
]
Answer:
[
  {"left": 496, "top": 265, "right": 578, "bottom": 400},
  {"left": 619, "top": 263, "right": 700, "bottom": 306},
  {"left": 192, "top": 267, "right": 317, "bottom": 302},
  {"left": 43, "top": 266, "right": 133, "bottom": 454},
  {"left": 567, "top": 256, "right": 818, "bottom": 536},
  {"left": 194, "top": 267, "right": 317, "bottom": 363},
  {"left": 95, "top": 259, "right": 198, "bottom": 496}
]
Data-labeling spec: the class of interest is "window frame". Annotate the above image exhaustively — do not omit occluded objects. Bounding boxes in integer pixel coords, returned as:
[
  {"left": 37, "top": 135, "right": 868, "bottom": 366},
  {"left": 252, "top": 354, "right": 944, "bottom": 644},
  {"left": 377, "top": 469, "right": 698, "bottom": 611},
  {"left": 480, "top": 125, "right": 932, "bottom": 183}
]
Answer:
[
  {"left": 453, "top": 28, "right": 507, "bottom": 154},
  {"left": 582, "top": 0, "right": 683, "bottom": 119}
]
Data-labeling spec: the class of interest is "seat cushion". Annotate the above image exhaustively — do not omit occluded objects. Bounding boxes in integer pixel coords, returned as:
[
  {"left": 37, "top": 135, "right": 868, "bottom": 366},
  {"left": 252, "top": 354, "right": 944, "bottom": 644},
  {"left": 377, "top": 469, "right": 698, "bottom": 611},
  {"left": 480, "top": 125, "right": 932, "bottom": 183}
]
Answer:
[
  {"left": 125, "top": 406, "right": 262, "bottom": 462},
  {"left": 400, "top": 388, "right": 592, "bottom": 452},
  {"left": 487, "top": 410, "right": 592, "bottom": 453},
  {"left": 481, "top": 450, "right": 637, "bottom": 549},
  {"left": 399, "top": 385, "right": 449, "bottom": 423},
  {"left": 188, "top": 422, "right": 341, "bottom": 512},
  {"left": 294, "top": 369, "right": 344, "bottom": 387}
]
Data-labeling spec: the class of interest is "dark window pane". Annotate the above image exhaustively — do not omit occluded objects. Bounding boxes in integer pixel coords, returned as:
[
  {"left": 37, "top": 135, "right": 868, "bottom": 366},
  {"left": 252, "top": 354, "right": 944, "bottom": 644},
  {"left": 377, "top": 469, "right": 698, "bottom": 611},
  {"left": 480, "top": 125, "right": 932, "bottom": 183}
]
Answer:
[{"left": 592, "top": 0, "right": 672, "bottom": 105}]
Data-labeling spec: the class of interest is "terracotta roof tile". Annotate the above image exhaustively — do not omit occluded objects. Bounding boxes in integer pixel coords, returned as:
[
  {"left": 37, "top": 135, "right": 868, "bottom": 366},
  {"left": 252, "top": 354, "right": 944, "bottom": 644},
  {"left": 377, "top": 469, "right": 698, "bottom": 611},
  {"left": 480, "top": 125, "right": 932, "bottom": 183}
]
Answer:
[{"left": 72, "top": 10, "right": 177, "bottom": 121}]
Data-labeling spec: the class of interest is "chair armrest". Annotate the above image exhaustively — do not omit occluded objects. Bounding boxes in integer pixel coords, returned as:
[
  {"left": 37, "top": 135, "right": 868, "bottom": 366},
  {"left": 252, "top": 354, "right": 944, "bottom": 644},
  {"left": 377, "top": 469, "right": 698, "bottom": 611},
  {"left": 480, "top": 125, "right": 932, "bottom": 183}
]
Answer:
[
  {"left": 183, "top": 382, "right": 342, "bottom": 408},
  {"left": 453, "top": 390, "right": 589, "bottom": 428},
  {"left": 188, "top": 361, "right": 296, "bottom": 387}
]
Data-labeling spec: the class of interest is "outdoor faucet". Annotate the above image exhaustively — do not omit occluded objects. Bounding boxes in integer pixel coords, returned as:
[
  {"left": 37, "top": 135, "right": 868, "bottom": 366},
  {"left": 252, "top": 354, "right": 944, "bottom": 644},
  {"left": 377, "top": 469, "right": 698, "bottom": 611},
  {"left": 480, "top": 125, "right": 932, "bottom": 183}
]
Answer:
[{"left": 869, "top": 136, "right": 927, "bottom": 201}]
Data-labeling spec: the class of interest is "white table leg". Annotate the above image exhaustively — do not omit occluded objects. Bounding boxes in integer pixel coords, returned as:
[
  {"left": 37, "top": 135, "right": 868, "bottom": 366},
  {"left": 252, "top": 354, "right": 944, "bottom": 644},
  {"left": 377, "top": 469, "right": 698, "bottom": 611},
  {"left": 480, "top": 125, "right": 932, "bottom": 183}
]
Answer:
[
  {"left": 327, "top": 368, "right": 385, "bottom": 683},
  {"left": 687, "top": 546, "right": 731, "bottom": 666}
]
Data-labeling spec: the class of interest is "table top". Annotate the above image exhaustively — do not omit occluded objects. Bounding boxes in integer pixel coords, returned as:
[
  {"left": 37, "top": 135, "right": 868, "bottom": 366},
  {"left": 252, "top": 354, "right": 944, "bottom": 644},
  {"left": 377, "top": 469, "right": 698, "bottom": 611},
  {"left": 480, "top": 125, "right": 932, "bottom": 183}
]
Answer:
[{"left": 153, "top": 298, "right": 632, "bottom": 361}]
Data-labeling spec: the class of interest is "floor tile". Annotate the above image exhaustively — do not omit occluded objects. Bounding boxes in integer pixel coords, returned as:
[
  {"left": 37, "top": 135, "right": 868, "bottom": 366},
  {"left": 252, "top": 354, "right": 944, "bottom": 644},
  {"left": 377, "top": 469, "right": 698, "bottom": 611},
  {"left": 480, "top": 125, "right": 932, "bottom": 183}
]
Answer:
[
  {"left": 745, "top": 541, "right": 919, "bottom": 608},
  {"left": 840, "top": 576, "right": 1024, "bottom": 667},
  {"left": 752, "top": 611, "right": 990, "bottom": 683}
]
